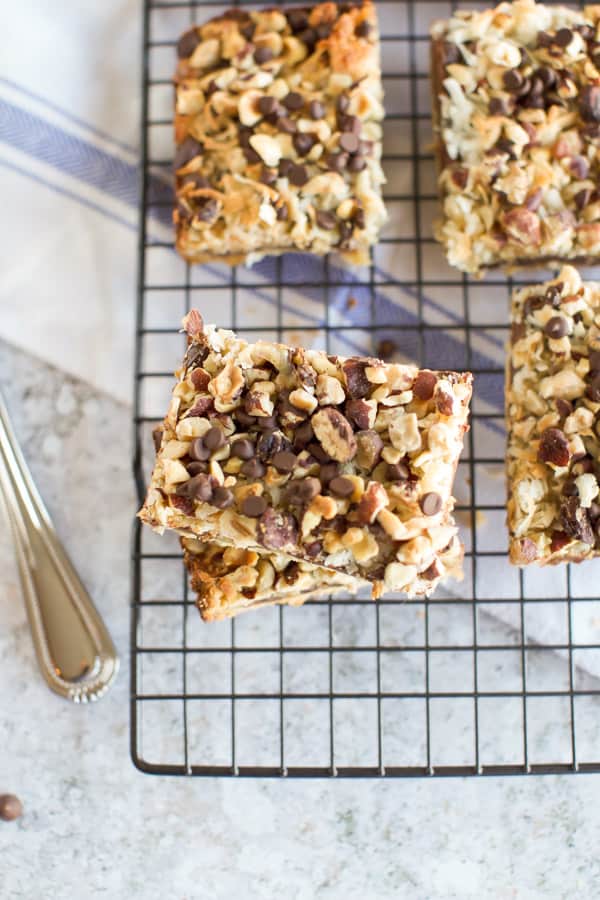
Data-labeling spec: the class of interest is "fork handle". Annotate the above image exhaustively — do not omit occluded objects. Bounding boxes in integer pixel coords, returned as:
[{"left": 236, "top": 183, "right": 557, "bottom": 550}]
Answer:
[{"left": 0, "top": 391, "right": 119, "bottom": 702}]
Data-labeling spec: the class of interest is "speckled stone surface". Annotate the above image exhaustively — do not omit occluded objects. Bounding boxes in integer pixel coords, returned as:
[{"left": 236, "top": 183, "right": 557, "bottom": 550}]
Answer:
[{"left": 2, "top": 338, "right": 600, "bottom": 900}]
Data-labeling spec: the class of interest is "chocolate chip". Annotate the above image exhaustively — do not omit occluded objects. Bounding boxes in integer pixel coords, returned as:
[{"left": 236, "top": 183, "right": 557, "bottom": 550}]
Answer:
[
  {"left": 420, "top": 492, "right": 442, "bottom": 516},
  {"left": 243, "top": 146, "right": 261, "bottom": 164},
  {"left": 203, "top": 426, "right": 226, "bottom": 451},
  {"left": 306, "top": 540, "right": 322, "bottom": 557},
  {"left": 279, "top": 159, "right": 293, "bottom": 177},
  {"left": 186, "top": 461, "right": 207, "bottom": 477},
  {"left": 0, "top": 795, "right": 22, "bottom": 822},
  {"left": 272, "top": 450, "right": 297, "bottom": 473},
  {"left": 355, "top": 20, "right": 371, "bottom": 38},
  {"left": 241, "top": 458, "right": 266, "bottom": 478},
  {"left": 173, "top": 137, "right": 203, "bottom": 171},
  {"left": 575, "top": 188, "right": 593, "bottom": 211},
  {"left": 589, "top": 350, "right": 600, "bottom": 372},
  {"left": 315, "top": 23, "right": 332, "bottom": 40},
  {"left": 231, "top": 439, "right": 254, "bottom": 460},
  {"left": 489, "top": 97, "right": 509, "bottom": 116},
  {"left": 316, "top": 210, "right": 337, "bottom": 230},
  {"left": 294, "top": 420, "right": 314, "bottom": 448},
  {"left": 288, "top": 164, "right": 308, "bottom": 186},
  {"left": 254, "top": 46, "right": 274, "bottom": 64},
  {"left": 308, "top": 441, "right": 330, "bottom": 463},
  {"left": 413, "top": 371, "right": 437, "bottom": 401},
  {"left": 276, "top": 203, "right": 289, "bottom": 221},
  {"left": 260, "top": 167, "right": 278, "bottom": 186},
  {"left": 570, "top": 155, "right": 590, "bottom": 179},
  {"left": 277, "top": 116, "right": 297, "bottom": 134},
  {"left": 257, "top": 507, "right": 298, "bottom": 550},
  {"left": 189, "top": 437, "right": 210, "bottom": 461},
  {"left": 320, "top": 461, "right": 341, "bottom": 483},
  {"left": 388, "top": 462, "right": 410, "bottom": 481},
  {"left": 587, "top": 373, "right": 600, "bottom": 402},
  {"left": 287, "top": 8, "right": 309, "bottom": 31},
  {"left": 348, "top": 154, "right": 366, "bottom": 172},
  {"left": 309, "top": 100, "right": 325, "bottom": 119},
  {"left": 326, "top": 151, "right": 349, "bottom": 172},
  {"left": 293, "top": 132, "right": 317, "bottom": 156},
  {"left": 242, "top": 495, "right": 268, "bottom": 517},
  {"left": 258, "top": 95, "right": 278, "bottom": 116},
  {"left": 255, "top": 415, "right": 278, "bottom": 431},
  {"left": 177, "top": 28, "right": 201, "bottom": 59},
  {"left": 235, "top": 409, "right": 256, "bottom": 428},
  {"left": 212, "top": 486, "right": 233, "bottom": 508},
  {"left": 538, "top": 427, "right": 570, "bottom": 466},
  {"left": 284, "top": 91, "right": 304, "bottom": 111},
  {"left": 185, "top": 473, "right": 214, "bottom": 502},
  {"left": 560, "top": 495, "right": 595, "bottom": 544},
  {"left": 240, "top": 21, "right": 256, "bottom": 41},
  {"left": 545, "top": 315, "right": 568, "bottom": 339},
  {"left": 554, "top": 27, "right": 573, "bottom": 47},
  {"left": 538, "top": 66, "right": 557, "bottom": 87},
  {"left": 503, "top": 69, "right": 523, "bottom": 92},
  {"left": 329, "top": 476, "right": 354, "bottom": 497},
  {"left": 195, "top": 198, "right": 219, "bottom": 223},
  {"left": 288, "top": 476, "right": 321, "bottom": 505},
  {"left": 580, "top": 85, "right": 600, "bottom": 122},
  {"left": 556, "top": 398, "right": 573, "bottom": 419},
  {"left": 346, "top": 399, "right": 372, "bottom": 430},
  {"left": 339, "top": 132, "right": 360, "bottom": 154},
  {"left": 298, "top": 28, "right": 317, "bottom": 50}
]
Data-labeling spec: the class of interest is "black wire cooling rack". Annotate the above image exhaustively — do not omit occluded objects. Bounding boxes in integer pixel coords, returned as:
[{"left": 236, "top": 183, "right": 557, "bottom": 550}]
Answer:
[{"left": 131, "top": 0, "right": 600, "bottom": 776}]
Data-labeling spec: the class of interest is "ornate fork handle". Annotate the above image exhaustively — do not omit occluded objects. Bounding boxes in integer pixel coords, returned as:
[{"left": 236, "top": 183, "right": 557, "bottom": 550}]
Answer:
[{"left": 0, "top": 391, "right": 118, "bottom": 702}]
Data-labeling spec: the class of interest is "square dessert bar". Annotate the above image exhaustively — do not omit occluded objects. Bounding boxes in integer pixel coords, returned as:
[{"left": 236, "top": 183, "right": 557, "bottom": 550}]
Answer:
[
  {"left": 431, "top": 0, "right": 600, "bottom": 275},
  {"left": 507, "top": 266, "right": 600, "bottom": 565},
  {"left": 173, "top": 0, "right": 386, "bottom": 266},
  {"left": 140, "top": 311, "right": 472, "bottom": 597},
  {"left": 182, "top": 536, "right": 465, "bottom": 621}
]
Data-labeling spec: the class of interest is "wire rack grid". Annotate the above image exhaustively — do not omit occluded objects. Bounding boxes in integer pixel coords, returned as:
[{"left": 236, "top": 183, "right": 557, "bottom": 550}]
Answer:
[{"left": 131, "top": 0, "right": 600, "bottom": 776}]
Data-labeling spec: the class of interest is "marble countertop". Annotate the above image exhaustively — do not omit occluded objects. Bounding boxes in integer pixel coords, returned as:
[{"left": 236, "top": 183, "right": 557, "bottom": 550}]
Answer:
[{"left": 1, "top": 336, "right": 600, "bottom": 900}]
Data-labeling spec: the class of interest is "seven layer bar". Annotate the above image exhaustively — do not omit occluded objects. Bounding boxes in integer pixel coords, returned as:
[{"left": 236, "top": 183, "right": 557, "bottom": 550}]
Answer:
[{"left": 140, "top": 311, "right": 472, "bottom": 598}]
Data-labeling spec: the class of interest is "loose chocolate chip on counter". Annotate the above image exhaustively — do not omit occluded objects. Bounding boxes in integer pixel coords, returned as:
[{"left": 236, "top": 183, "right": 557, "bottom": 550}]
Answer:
[
  {"left": 272, "top": 450, "right": 297, "bottom": 473},
  {"left": 556, "top": 398, "right": 573, "bottom": 419},
  {"left": 258, "top": 95, "right": 278, "bottom": 116},
  {"left": 316, "top": 210, "right": 337, "bottom": 230},
  {"left": 288, "top": 164, "right": 309, "bottom": 187},
  {"left": 173, "top": 137, "right": 203, "bottom": 171},
  {"left": 355, "top": 20, "right": 372, "bottom": 37},
  {"left": 231, "top": 439, "right": 254, "bottom": 460},
  {"left": 544, "top": 315, "right": 568, "bottom": 339},
  {"left": 212, "top": 486, "right": 234, "bottom": 509},
  {"left": 339, "top": 132, "right": 360, "bottom": 154},
  {"left": 502, "top": 69, "right": 523, "bottom": 92},
  {"left": 277, "top": 116, "right": 297, "bottom": 134},
  {"left": 570, "top": 155, "right": 590, "bottom": 179},
  {"left": 420, "top": 492, "right": 442, "bottom": 516},
  {"left": 0, "top": 795, "right": 22, "bottom": 822},
  {"left": 203, "top": 426, "right": 226, "bottom": 451},
  {"left": 580, "top": 85, "right": 600, "bottom": 122},
  {"left": 309, "top": 100, "right": 325, "bottom": 119},
  {"left": 189, "top": 437, "right": 211, "bottom": 461},
  {"left": 412, "top": 370, "right": 437, "bottom": 401},
  {"left": 388, "top": 462, "right": 410, "bottom": 481},
  {"left": 242, "top": 495, "right": 268, "bottom": 517},
  {"left": 284, "top": 91, "right": 304, "bottom": 111},
  {"left": 177, "top": 29, "right": 201, "bottom": 59},
  {"left": 329, "top": 476, "right": 354, "bottom": 497},
  {"left": 554, "top": 27, "right": 573, "bottom": 47},
  {"left": 587, "top": 373, "right": 600, "bottom": 402},
  {"left": 254, "top": 46, "right": 274, "bottom": 64},
  {"left": 241, "top": 458, "right": 266, "bottom": 478},
  {"left": 538, "top": 427, "right": 570, "bottom": 466},
  {"left": 293, "top": 132, "right": 317, "bottom": 156}
]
